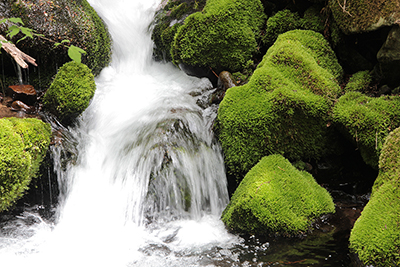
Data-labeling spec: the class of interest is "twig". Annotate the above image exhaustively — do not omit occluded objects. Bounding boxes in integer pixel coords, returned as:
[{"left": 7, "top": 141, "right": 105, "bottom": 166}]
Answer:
[
  {"left": 337, "top": 0, "right": 352, "bottom": 17},
  {"left": 0, "top": 34, "right": 37, "bottom": 68}
]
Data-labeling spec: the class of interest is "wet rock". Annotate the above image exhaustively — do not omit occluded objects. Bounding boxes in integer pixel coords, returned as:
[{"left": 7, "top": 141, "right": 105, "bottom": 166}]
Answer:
[
  {"left": 10, "top": 100, "right": 35, "bottom": 114},
  {"left": 7, "top": 85, "right": 37, "bottom": 106},
  {"left": 218, "top": 71, "right": 236, "bottom": 91},
  {"left": 375, "top": 25, "right": 400, "bottom": 87}
]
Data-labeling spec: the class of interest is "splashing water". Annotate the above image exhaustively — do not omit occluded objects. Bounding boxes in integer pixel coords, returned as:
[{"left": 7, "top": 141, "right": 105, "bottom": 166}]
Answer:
[{"left": 0, "top": 0, "right": 242, "bottom": 266}]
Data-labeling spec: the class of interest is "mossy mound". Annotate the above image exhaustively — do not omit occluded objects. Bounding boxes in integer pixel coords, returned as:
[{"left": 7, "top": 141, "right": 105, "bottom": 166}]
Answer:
[
  {"left": 221, "top": 154, "right": 335, "bottom": 236},
  {"left": 43, "top": 61, "right": 96, "bottom": 125},
  {"left": 328, "top": 0, "right": 400, "bottom": 34},
  {"left": 349, "top": 128, "right": 400, "bottom": 266},
  {"left": 344, "top": 70, "right": 373, "bottom": 93},
  {"left": 0, "top": 0, "right": 111, "bottom": 89},
  {"left": 332, "top": 92, "right": 400, "bottom": 168},
  {"left": 215, "top": 30, "right": 343, "bottom": 180},
  {"left": 151, "top": 0, "right": 206, "bottom": 62},
  {"left": 171, "top": 0, "right": 266, "bottom": 72},
  {"left": 0, "top": 117, "right": 51, "bottom": 212},
  {"left": 262, "top": 9, "right": 301, "bottom": 46}
]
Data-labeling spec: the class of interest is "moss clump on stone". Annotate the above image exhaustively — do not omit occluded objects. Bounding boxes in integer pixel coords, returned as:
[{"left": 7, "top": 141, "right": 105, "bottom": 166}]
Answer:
[
  {"left": 328, "top": 0, "right": 400, "bottom": 34},
  {"left": 344, "top": 70, "right": 372, "bottom": 93},
  {"left": 349, "top": 128, "right": 400, "bottom": 266},
  {"left": 171, "top": 0, "right": 266, "bottom": 72},
  {"left": 43, "top": 61, "right": 96, "bottom": 125},
  {"left": 151, "top": 0, "right": 206, "bottom": 62},
  {"left": 300, "top": 5, "right": 342, "bottom": 46},
  {"left": 221, "top": 154, "right": 335, "bottom": 236},
  {"left": 332, "top": 92, "right": 400, "bottom": 168},
  {"left": 0, "top": 118, "right": 51, "bottom": 212},
  {"left": 262, "top": 9, "right": 301, "bottom": 46},
  {"left": 215, "top": 30, "right": 342, "bottom": 180}
]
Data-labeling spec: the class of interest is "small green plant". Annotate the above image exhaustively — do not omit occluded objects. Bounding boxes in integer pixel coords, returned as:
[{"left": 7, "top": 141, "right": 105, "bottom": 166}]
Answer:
[{"left": 0, "top": 17, "right": 86, "bottom": 63}]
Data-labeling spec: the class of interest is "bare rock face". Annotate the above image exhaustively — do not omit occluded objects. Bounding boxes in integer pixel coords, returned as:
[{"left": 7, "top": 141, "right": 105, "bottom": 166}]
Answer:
[
  {"left": 376, "top": 25, "right": 400, "bottom": 87},
  {"left": 329, "top": 0, "right": 400, "bottom": 34}
]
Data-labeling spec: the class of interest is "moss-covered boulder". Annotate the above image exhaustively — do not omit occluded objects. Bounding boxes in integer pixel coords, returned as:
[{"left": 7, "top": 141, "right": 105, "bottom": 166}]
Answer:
[
  {"left": 262, "top": 9, "right": 301, "bottom": 46},
  {"left": 332, "top": 92, "right": 400, "bottom": 168},
  {"left": 215, "top": 30, "right": 343, "bottom": 180},
  {"left": 328, "top": 0, "right": 400, "bottom": 34},
  {"left": 171, "top": 0, "right": 266, "bottom": 73},
  {"left": 343, "top": 70, "right": 373, "bottom": 93},
  {"left": 151, "top": 0, "right": 206, "bottom": 62},
  {"left": 43, "top": 61, "right": 96, "bottom": 125},
  {"left": 0, "top": 117, "right": 51, "bottom": 212},
  {"left": 349, "top": 127, "right": 400, "bottom": 266},
  {"left": 0, "top": 0, "right": 111, "bottom": 89},
  {"left": 221, "top": 154, "right": 335, "bottom": 236}
]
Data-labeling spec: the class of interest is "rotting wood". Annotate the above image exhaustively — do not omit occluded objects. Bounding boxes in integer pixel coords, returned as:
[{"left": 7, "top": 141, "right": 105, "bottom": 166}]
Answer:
[{"left": 0, "top": 34, "right": 37, "bottom": 68}]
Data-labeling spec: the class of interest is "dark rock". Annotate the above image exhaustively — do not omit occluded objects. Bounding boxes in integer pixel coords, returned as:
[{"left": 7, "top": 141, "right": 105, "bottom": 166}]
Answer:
[
  {"left": 7, "top": 85, "right": 37, "bottom": 106},
  {"left": 375, "top": 25, "right": 400, "bottom": 87},
  {"left": 178, "top": 63, "right": 218, "bottom": 87},
  {"left": 378, "top": 84, "right": 392, "bottom": 96}
]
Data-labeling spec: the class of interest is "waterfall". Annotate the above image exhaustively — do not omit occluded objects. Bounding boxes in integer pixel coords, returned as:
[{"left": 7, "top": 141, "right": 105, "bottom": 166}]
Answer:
[{"left": 0, "top": 0, "right": 241, "bottom": 266}]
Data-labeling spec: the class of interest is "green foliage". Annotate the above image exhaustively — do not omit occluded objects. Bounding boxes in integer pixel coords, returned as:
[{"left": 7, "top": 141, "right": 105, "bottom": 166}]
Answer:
[
  {"left": 0, "top": 118, "right": 51, "bottom": 212},
  {"left": 171, "top": 0, "right": 266, "bottom": 72},
  {"left": 43, "top": 61, "right": 96, "bottom": 125},
  {"left": 215, "top": 30, "right": 343, "bottom": 180},
  {"left": 262, "top": 9, "right": 301, "bottom": 46},
  {"left": 344, "top": 70, "right": 372, "bottom": 93},
  {"left": 221, "top": 154, "right": 335, "bottom": 236},
  {"left": 0, "top": 17, "right": 86, "bottom": 64},
  {"left": 332, "top": 92, "right": 400, "bottom": 168}
]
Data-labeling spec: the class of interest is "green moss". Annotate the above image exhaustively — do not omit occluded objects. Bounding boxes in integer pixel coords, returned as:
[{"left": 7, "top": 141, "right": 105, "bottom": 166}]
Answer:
[
  {"left": 151, "top": 0, "right": 206, "bottom": 61},
  {"left": 221, "top": 154, "right": 335, "bottom": 236},
  {"left": 300, "top": 5, "right": 342, "bottom": 46},
  {"left": 344, "top": 70, "right": 372, "bottom": 93},
  {"left": 373, "top": 127, "right": 400, "bottom": 192},
  {"left": 215, "top": 30, "right": 342, "bottom": 180},
  {"left": 262, "top": 9, "right": 301, "bottom": 46},
  {"left": 0, "top": 118, "right": 51, "bottom": 212},
  {"left": 43, "top": 61, "right": 96, "bottom": 125},
  {"left": 79, "top": 0, "right": 112, "bottom": 76},
  {"left": 171, "top": 0, "right": 266, "bottom": 72},
  {"left": 332, "top": 92, "right": 400, "bottom": 168},
  {"left": 329, "top": 0, "right": 400, "bottom": 34},
  {"left": 349, "top": 179, "right": 400, "bottom": 266}
]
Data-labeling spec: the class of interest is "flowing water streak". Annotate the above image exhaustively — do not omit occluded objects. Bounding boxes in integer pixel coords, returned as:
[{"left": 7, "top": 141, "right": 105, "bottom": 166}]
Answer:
[{"left": 0, "top": 0, "right": 241, "bottom": 266}]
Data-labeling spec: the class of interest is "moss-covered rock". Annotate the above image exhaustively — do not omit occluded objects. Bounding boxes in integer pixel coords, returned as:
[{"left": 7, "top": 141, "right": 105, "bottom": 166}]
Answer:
[
  {"left": 171, "top": 0, "right": 266, "bottom": 73},
  {"left": 151, "top": 0, "right": 206, "bottom": 62},
  {"left": 344, "top": 70, "right": 373, "bottom": 93},
  {"left": 262, "top": 9, "right": 301, "bottom": 46},
  {"left": 349, "top": 127, "right": 400, "bottom": 266},
  {"left": 215, "top": 30, "right": 343, "bottom": 180},
  {"left": 0, "top": 0, "right": 111, "bottom": 89},
  {"left": 43, "top": 61, "right": 96, "bottom": 125},
  {"left": 0, "top": 117, "right": 51, "bottom": 212},
  {"left": 332, "top": 92, "right": 400, "bottom": 168},
  {"left": 301, "top": 5, "right": 342, "bottom": 46},
  {"left": 221, "top": 154, "right": 335, "bottom": 236},
  {"left": 329, "top": 0, "right": 400, "bottom": 34}
]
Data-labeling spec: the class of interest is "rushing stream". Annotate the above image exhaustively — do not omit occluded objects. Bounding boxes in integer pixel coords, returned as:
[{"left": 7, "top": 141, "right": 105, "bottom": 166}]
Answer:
[{"left": 0, "top": 0, "right": 362, "bottom": 266}]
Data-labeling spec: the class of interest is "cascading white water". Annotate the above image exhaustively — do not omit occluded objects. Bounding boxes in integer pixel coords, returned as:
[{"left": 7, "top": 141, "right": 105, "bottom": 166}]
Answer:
[{"left": 0, "top": 0, "right": 243, "bottom": 266}]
